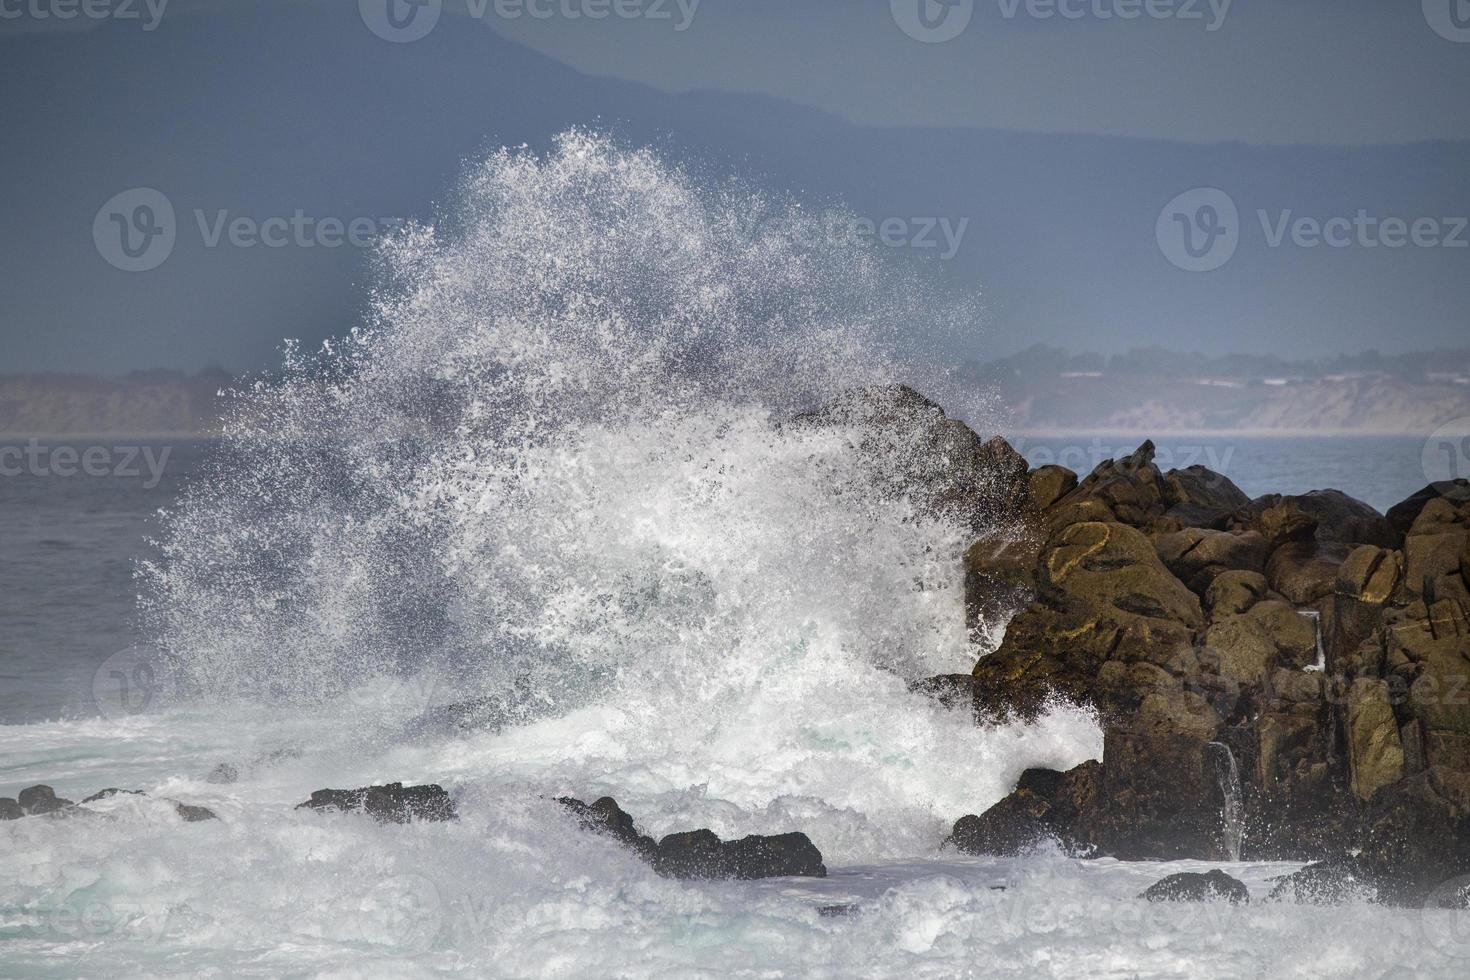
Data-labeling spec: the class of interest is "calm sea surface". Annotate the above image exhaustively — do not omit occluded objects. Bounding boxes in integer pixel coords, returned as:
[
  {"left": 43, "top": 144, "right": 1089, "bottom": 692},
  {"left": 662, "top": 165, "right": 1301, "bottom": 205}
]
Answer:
[{"left": 0, "top": 435, "right": 1431, "bottom": 724}]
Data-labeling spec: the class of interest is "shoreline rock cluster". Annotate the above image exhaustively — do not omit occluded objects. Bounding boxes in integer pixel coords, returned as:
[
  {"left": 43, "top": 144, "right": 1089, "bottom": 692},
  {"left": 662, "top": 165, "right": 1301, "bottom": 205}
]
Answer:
[
  {"left": 0, "top": 785, "right": 217, "bottom": 822},
  {"left": 895, "top": 379, "right": 1470, "bottom": 907}
]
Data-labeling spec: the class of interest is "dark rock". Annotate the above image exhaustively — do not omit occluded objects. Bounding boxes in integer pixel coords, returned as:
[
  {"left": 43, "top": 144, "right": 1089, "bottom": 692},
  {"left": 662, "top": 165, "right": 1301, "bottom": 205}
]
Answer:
[
  {"left": 949, "top": 761, "right": 1102, "bottom": 857},
  {"left": 1029, "top": 465, "right": 1078, "bottom": 512},
  {"left": 791, "top": 386, "right": 1029, "bottom": 533},
  {"left": 947, "top": 791, "right": 1050, "bottom": 856},
  {"left": 1386, "top": 480, "right": 1470, "bottom": 540},
  {"left": 0, "top": 798, "right": 21, "bottom": 820},
  {"left": 1266, "top": 860, "right": 1378, "bottom": 904},
  {"left": 172, "top": 802, "right": 218, "bottom": 822},
  {"left": 1162, "top": 465, "right": 1251, "bottom": 529},
  {"left": 723, "top": 832, "right": 827, "bottom": 880},
  {"left": 818, "top": 904, "right": 860, "bottom": 917},
  {"left": 18, "top": 785, "right": 74, "bottom": 816},
  {"left": 907, "top": 674, "right": 977, "bottom": 711},
  {"left": 558, "top": 796, "right": 657, "bottom": 860},
  {"left": 81, "top": 788, "right": 147, "bottom": 804},
  {"left": 1234, "top": 490, "right": 1398, "bottom": 551},
  {"left": 1141, "top": 869, "right": 1249, "bottom": 904},
  {"left": 206, "top": 764, "right": 239, "bottom": 784},
  {"left": 1267, "top": 540, "right": 1353, "bottom": 604},
  {"left": 296, "top": 782, "right": 457, "bottom": 823},
  {"left": 1154, "top": 528, "right": 1269, "bottom": 594},
  {"left": 559, "top": 797, "right": 825, "bottom": 880}
]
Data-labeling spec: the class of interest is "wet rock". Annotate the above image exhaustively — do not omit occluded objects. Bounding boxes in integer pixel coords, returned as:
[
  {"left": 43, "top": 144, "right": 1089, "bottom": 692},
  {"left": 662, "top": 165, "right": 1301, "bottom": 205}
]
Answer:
[
  {"left": 558, "top": 796, "right": 656, "bottom": 860},
  {"left": 1045, "top": 441, "right": 1168, "bottom": 531},
  {"left": 949, "top": 761, "right": 1102, "bottom": 857},
  {"left": 297, "top": 782, "right": 457, "bottom": 823},
  {"left": 0, "top": 798, "right": 21, "bottom": 820},
  {"left": 80, "top": 788, "right": 148, "bottom": 803},
  {"left": 18, "top": 785, "right": 74, "bottom": 816},
  {"left": 1266, "top": 860, "right": 1378, "bottom": 904},
  {"left": 205, "top": 764, "right": 239, "bottom": 784},
  {"left": 1141, "top": 869, "right": 1249, "bottom": 904},
  {"left": 173, "top": 802, "right": 218, "bottom": 822},
  {"left": 559, "top": 797, "right": 826, "bottom": 880},
  {"left": 818, "top": 904, "right": 860, "bottom": 917},
  {"left": 791, "top": 385, "right": 1029, "bottom": 532},
  {"left": 973, "top": 519, "right": 1202, "bottom": 720},
  {"left": 907, "top": 674, "right": 978, "bottom": 711}
]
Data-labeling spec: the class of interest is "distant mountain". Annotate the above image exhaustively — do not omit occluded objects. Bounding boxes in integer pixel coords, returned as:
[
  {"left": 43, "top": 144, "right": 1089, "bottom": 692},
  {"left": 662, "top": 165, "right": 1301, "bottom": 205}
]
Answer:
[
  {"left": 2, "top": 1, "right": 1469, "bottom": 374},
  {"left": 971, "top": 346, "right": 1470, "bottom": 434},
  {"left": 0, "top": 372, "right": 231, "bottom": 436}
]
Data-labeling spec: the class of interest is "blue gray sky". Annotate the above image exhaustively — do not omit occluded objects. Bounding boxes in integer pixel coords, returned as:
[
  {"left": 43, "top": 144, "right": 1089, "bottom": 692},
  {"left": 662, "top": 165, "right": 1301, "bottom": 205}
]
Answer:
[{"left": 1, "top": 0, "right": 1467, "bottom": 373}]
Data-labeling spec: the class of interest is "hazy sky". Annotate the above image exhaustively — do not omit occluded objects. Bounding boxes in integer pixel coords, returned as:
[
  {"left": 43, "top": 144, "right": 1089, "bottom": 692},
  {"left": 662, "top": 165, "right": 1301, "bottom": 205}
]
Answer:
[{"left": 1, "top": 0, "right": 1466, "bottom": 374}]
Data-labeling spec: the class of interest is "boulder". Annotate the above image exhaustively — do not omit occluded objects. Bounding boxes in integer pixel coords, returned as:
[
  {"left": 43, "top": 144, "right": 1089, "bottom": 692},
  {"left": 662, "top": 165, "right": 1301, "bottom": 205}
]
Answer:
[
  {"left": 1267, "top": 540, "right": 1353, "bottom": 604},
  {"left": 1046, "top": 442, "right": 1168, "bottom": 531},
  {"left": 948, "top": 761, "right": 1101, "bottom": 856},
  {"left": 0, "top": 798, "right": 21, "bottom": 820},
  {"left": 1141, "top": 869, "right": 1249, "bottom": 904},
  {"left": 1266, "top": 859, "right": 1378, "bottom": 904},
  {"left": 1233, "top": 490, "right": 1397, "bottom": 550},
  {"left": 1161, "top": 465, "right": 1251, "bottom": 529},
  {"left": 1028, "top": 464, "right": 1078, "bottom": 512},
  {"left": 907, "top": 674, "right": 977, "bottom": 711},
  {"left": 1204, "top": 569, "right": 1269, "bottom": 617},
  {"left": 1386, "top": 480, "right": 1470, "bottom": 540},
  {"left": 973, "top": 520, "right": 1202, "bottom": 720},
  {"left": 791, "top": 386, "right": 1029, "bottom": 533},
  {"left": 296, "top": 783, "right": 457, "bottom": 823},
  {"left": 559, "top": 797, "right": 826, "bottom": 880},
  {"left": 17, "top": 785, "right": 74, "bottom": 816},
  {"left": 1153, "top": 528, "right": 1268, "bottom": 595}
]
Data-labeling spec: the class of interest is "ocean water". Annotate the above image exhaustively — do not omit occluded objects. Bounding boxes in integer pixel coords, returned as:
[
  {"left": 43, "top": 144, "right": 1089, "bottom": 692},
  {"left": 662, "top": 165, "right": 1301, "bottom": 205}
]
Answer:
[{"left": 2, "top": 133, "right": 1464, "bottom": 978}]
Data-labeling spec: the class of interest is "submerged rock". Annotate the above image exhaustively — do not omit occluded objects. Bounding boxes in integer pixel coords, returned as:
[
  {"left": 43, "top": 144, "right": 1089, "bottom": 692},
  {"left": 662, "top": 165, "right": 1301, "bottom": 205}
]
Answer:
[
  {"left": 17, "top": 785, "right": 74, "bottom": 816},
  {"left": 297, "top": 782, "right": 457, "bottom": 823},
  {"left": 558, "top": 797, "right": 826, "bottom": 880},
  {"left": 1266, "top": 860, "right": 1378, "bottom": 904},
  {"left": 1141, "top": 870, "right": 1249, "bottom": 904}
]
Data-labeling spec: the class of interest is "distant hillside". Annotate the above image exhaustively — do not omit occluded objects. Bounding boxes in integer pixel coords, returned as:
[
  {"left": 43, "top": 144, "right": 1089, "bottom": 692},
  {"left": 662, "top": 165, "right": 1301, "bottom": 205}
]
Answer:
[
  {"left": 0, "top": 371, "right": 232, "bottom": 436},
  {"left": 971, "top": 346, "right": 1470, "bottom": 434},
  {"left": 6, "top": 349, "right": 1470, "bottom": 437}
]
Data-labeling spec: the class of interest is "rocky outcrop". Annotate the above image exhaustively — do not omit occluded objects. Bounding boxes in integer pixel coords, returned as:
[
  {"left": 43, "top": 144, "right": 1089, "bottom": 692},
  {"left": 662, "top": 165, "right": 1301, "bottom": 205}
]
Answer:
[
  {"left": 296, "top": 783, "right": 457, "bottom": 823},
  {"left": 944, "top": 427, "right": 1470, "bottom": 904},
  {"left": 558, "top": 797, "right": 826, "bottom": 880},
  {"left": 1, "top": 784, "right": 217, "bottom": 822},
  {"left": 1141, "top": 870, "right": 1249, "bottom": 904}
]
